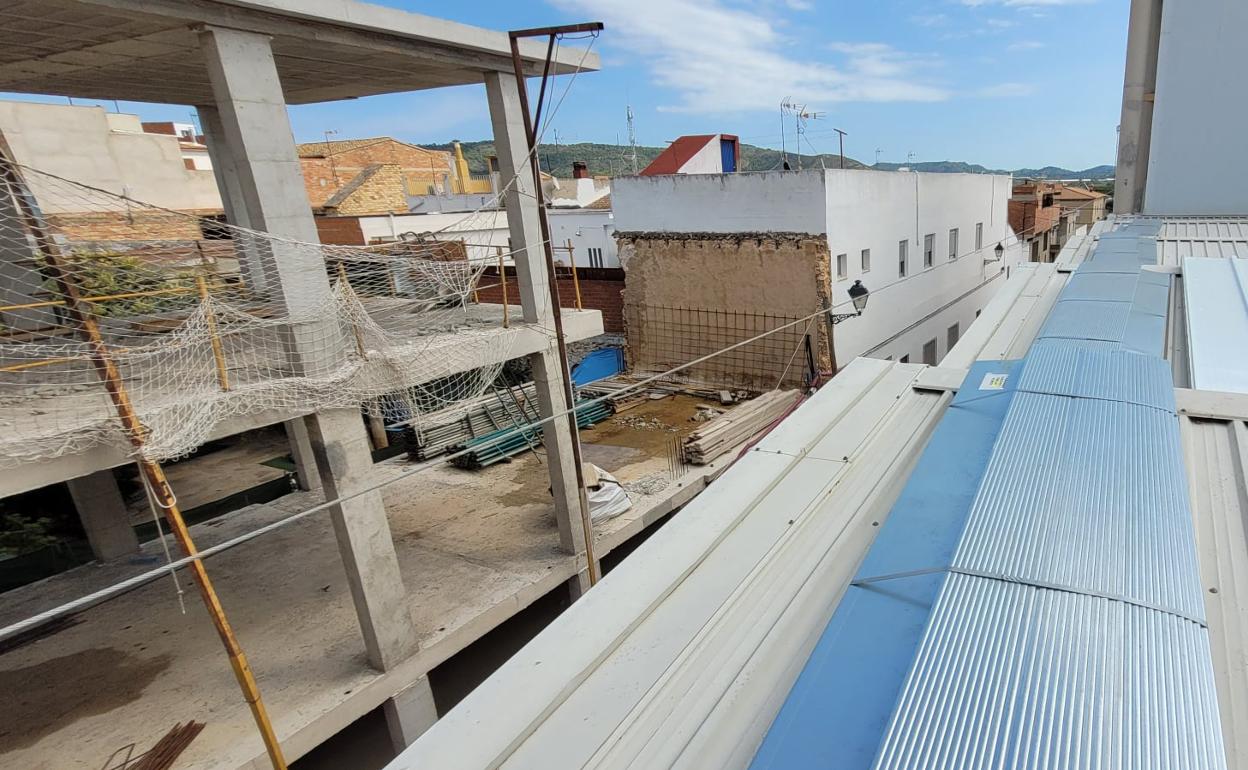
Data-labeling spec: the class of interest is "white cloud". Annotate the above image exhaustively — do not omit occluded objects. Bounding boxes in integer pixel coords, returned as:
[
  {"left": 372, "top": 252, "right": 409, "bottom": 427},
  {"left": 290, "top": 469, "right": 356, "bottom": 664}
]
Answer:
[
  {"left": 976, "top": 82, "right": 1037, "bottom": 97},
  {"left": 550, "top": 0, "right": 948, "bottom": 113},
  {"left": 985, "top": 18, "right": 1018, "bottom": 28},
  {"left": 910, "top": 12, "right": 950, "bottom": 26},
  {"left": 1007, "top": 40, "right": 1045, "bottom": 50},
  {"left": 961, "top": 0, "right": 1093, "bottom": 6}
]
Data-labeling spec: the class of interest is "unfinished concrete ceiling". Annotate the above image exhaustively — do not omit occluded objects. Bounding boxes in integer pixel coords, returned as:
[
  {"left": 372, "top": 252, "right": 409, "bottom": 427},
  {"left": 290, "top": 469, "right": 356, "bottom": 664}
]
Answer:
[{"left": 0, "top": 0, "right": 598, "bottom": 105}]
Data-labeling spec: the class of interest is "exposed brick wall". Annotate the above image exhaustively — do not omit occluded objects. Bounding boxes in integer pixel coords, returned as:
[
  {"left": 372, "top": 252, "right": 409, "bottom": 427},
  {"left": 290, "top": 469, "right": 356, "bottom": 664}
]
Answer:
[
  {"left": 474, "top": 267, "right": 624, "bottom": 333},
  {"left": 314, "top": 216, "right": 366, "bottom": 245},
  {"left": 329, "top": 164, "right": 408, "bottom": 216},
  {"left": 300, "top": 139, "right": 453, "bottom": 209}
]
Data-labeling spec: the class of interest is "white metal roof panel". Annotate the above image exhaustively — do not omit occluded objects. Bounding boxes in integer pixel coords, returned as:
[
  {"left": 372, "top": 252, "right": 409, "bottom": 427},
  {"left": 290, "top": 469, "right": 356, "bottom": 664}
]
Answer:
[
  {"left": 1181, "top": 414, "right": 1248, "bottom": 769},
  {"left": 1184, "top": 257, "right": 1248, "bottom": 394}
]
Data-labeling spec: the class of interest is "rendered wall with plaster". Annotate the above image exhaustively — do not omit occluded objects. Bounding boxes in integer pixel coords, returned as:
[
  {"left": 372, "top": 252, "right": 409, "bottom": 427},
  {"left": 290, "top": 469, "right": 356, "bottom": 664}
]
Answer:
[
  {"left": 355, "top": 209, "right": 617, "bottom": 266},
  {"left": 824, "top": 170, "right": 1018, "bottom": 363},
  {"left": 612, "top": 169, "right": 1017, "bottom": 369},
  {"left": 1145, "top": 0, "right": 1248, "bottom": 214},
  {"left": 0, "top": 100, "right": 223, "bottom": 214},
  {"left": 618, "top": 232, "right": 831, "bottom": 388}
]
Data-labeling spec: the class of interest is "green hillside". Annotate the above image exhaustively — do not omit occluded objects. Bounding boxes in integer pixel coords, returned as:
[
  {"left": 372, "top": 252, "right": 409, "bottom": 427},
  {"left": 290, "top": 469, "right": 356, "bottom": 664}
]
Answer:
[
  {"left": 425, "top": 139, "right": 867, "bottom": 176},
  {"left": 427, "top": 140, "right": 1111, "bottom": 181}
]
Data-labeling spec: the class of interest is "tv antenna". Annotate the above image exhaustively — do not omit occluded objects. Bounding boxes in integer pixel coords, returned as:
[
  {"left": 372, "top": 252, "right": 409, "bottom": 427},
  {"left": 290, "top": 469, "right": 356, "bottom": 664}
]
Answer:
[
  {"left": 781, "top": 98, "right": 824, "bottom": 171},
  {"left": 626, "top": 104, "right": 639, "bottom": 174}
]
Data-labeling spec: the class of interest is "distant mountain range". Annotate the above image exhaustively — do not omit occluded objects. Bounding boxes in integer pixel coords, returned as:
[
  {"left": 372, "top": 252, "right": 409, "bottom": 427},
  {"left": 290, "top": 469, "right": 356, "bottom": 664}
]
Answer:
[
  {"left": 428, "top": 140, "right": 1112, "bottom": 181},
  {"left": 873, "top": 161, "right": 1116, "bottom": 180}
]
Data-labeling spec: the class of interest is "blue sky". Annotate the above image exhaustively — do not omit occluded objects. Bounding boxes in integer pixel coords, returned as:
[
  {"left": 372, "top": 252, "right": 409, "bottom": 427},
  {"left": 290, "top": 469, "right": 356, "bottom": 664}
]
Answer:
[{"left": 3, "top": 0, "right": 1130, "bottom": 170}]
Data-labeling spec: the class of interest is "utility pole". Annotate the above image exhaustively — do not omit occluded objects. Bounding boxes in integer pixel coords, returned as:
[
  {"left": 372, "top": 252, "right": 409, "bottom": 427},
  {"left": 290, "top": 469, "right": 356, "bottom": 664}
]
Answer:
[
  {"left": 626, "top": 104, "right": 639, "bottom": 174},
  {"left": 906, "top": 151, "right": 916, "bottom": 166},
  {"left": 324, "top": 129, "right": 340, "bottom": 187},
  {"left": 509, "top": 22, "right": 605, "bottom": 588},
  {"left": 834, "top": 128, "right": 847, "bottom": 169},
  {"left": 875, "top": 148, "right": 882, "bottom": 166},
  {"left": 779, "top": 98, "right": 789, "bottom": 169}
]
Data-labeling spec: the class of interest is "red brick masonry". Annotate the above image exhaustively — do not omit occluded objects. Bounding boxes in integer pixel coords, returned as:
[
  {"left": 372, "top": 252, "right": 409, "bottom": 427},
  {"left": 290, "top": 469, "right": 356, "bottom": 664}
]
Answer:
[{"left": 475, "top": 266, "right": 624, "bottom": 333}]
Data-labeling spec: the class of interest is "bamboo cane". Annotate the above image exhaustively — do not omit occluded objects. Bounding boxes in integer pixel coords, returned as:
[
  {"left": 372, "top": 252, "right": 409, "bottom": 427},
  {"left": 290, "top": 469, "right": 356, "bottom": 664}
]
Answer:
[
  {"left": 0, "top": 152, "right": 287, "bottom": 770},
  {"left": 197, "top": 276, "right": 230, "bottom": 391},
  {"left": 497, "top": 246, "right": 509, "bottom": 328},
  {"left": 566, "top": 239, "right": 583, "bottom": 310},
  {"left": 335, "top": 262, "right": 368, "bottom": 358}
]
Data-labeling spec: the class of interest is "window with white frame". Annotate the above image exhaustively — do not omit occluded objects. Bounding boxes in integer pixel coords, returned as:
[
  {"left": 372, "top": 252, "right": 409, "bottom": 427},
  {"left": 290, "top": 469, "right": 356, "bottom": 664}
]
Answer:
[
  {"left": 898, "top": 239, "right": 908, "bottom": 277},
  {"left": 836, "top": 253, "right": 848, "bottom": 280},
  {"left": 948, "top": 228, "right": 959, "bottom": 260},
  {"left": 587, "top": 247, "right": 604, "bottom": 268},
  {"left": 924, "top": 233, "right": 935, "bottom": 268},
  {"left": 975, "top": 222, "right": 984, "bottom": 251},
  {"left": 861, "top": 248, "right": 871, "bottom": 273}
]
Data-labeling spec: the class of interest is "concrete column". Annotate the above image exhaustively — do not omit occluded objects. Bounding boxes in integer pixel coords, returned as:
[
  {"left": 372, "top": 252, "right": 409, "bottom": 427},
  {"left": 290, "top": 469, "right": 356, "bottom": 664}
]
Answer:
[
  {"left": 284, "top": 418, "right": 320, "bottom": 491},
  {"left": 1115, "top": 0, "right": 1163, "bottom": 214},
  {"left": 67, "top": 470, "right": 139, "bottom": 562},
  {"left": 198, "top": 25, "right": 331, "bottom": 322},
  {"left": 484, "top": 72, "right": 589, "bottom": 588},
  {"left": 197, "top": 104, "right": 251, "bottom": 230},
  {"left": 383, "top": 676, "right": 438, "bottom": 754},
  {"left": 0, "top": 175, "right": 56, "bottom": 331},
  {"left": 306, "top": 407, "right": 416, "bottom": 671}
]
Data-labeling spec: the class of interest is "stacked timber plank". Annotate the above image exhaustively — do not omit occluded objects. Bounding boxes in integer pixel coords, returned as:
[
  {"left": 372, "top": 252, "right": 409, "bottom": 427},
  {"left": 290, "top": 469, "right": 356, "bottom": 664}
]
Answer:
[{"left": 683, "top": 389, "right": 800, "bottom": 465}]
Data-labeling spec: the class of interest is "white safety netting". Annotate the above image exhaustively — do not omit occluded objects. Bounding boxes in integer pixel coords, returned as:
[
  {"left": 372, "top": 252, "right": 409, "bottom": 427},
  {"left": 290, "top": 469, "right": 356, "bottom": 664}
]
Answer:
[{"left": 0, "top": 163, "right": 523, "bottom": 466}]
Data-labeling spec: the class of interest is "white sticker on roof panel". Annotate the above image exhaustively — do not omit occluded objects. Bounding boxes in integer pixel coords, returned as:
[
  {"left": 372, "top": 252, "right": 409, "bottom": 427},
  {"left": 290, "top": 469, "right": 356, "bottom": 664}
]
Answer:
[{"left": 980, "top": 373, "right": 1009, "bottom": 390}]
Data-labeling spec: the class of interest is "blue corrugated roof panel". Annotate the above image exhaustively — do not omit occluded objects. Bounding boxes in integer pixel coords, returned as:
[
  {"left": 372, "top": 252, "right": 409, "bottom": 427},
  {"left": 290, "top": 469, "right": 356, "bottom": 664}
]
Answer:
[
  {"left": 750, "top": 360, "right": 1023, "bottom": 770},
  {"left": 752, "top": 227, "right": 1224, "bottom": 770}
]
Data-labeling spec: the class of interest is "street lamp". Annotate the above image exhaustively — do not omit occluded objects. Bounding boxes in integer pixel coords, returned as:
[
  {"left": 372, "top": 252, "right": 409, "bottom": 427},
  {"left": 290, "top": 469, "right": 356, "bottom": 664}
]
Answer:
[
  {"left": 830, "top": 280, "right": 869, "bottom": 324},
  {"left": 994, "top": 241, "right": 1005, "bottom": 260}
]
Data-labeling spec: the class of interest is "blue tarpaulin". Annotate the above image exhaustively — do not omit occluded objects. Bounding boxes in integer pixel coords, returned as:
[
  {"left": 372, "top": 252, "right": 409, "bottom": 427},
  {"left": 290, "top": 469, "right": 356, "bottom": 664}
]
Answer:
[{"left": 571, "top": 347, "right": 624, "bottom": 386}]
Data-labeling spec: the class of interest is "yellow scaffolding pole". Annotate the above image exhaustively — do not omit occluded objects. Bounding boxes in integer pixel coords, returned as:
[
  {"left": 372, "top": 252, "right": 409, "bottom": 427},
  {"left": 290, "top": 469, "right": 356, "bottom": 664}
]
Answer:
[
  {"left": 0, "top": 152, "right": 288, "bottom": 769},
  {"left": 566, "top": 239, "right": 583, "bottom": 310}
]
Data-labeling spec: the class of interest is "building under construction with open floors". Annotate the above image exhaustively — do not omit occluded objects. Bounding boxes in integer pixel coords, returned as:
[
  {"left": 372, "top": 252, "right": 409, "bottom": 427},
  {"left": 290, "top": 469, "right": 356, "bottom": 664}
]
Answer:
[{"left": 0, "top": 1, "right": 681, "bottom": 768}]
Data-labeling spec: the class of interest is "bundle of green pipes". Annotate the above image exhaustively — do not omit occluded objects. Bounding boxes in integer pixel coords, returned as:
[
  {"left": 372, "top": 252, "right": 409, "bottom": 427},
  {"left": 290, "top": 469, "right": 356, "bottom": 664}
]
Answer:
[
  {"left": 447, "top": 397, "right": 614, "bottom": 470},
  {"left": 405, "top": 382, "right": 540, "bottom": 461}
]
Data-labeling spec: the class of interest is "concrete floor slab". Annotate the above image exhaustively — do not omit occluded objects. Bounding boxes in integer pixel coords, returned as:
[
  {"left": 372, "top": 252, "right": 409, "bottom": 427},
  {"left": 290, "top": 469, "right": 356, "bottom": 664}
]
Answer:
[{"left": 0, "top": 393, "right": 737, "bottom": 769}]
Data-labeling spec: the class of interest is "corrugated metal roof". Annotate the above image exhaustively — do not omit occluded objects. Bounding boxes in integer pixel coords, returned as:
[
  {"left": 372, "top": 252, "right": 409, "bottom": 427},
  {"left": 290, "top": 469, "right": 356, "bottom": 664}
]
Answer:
[
  {"left": 1183, "top": 257, "right": 1248, "bottom": 393},
  {"left": 874, "top": 573, "right": 1225, "bottom": 770},
  {"left": 954, "top": 364, "right": 1205, "bottom": 621}
]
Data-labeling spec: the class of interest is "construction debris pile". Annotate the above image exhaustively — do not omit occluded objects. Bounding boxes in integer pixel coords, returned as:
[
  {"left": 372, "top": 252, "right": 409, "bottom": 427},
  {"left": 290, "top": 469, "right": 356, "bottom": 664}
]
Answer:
[{"left": 683, "top": 389, "right": 800, "bottom": 465}]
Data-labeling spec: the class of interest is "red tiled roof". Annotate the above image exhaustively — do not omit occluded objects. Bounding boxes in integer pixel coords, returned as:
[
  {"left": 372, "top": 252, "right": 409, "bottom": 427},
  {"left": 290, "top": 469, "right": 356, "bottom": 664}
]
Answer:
[{"left": 640, "top": 135, "right": 716, "bottom": 176}]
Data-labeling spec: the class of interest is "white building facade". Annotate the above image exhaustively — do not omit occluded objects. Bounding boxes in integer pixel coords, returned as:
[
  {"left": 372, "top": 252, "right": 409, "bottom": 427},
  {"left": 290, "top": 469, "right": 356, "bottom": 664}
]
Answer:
[
  {"left": 613, "top": 169, "right": 1024, "bottom": 366},
  {"left": 355, "top": 207, "right": 618, "bottom": 268}
]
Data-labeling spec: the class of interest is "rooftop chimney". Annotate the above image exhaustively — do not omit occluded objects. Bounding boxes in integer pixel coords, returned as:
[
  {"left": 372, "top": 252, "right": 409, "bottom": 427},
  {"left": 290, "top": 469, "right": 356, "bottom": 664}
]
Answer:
[{"left": 572, "top": 161, "right": 590, "bottom": 179}]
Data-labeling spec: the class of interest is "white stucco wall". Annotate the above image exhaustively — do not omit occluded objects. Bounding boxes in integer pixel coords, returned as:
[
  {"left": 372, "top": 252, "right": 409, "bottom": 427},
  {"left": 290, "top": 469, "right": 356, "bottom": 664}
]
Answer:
[
  {"left": 358, "top": 208, "right": 618, "bottom": 267},
  {"left": 612, "top": 171, "right": 827, "bottom": 234},
  {"left": 612, "top": 168, "right": 1018, "bottom": 367},
  {"left": 825, "top": 170, "right": 1017, "bottom": 362},
  {"left": 677, "top": 137, "right": 726, "bottom": 174},
  {"left": 0, "top": 100, "right": 223, "bottom": 213},
  {"left": 548, "top": 209, "right": 617, "bottom": 268},
  {"left": 1144, "top": 0, "right": 1248, "bottom": 214}
]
